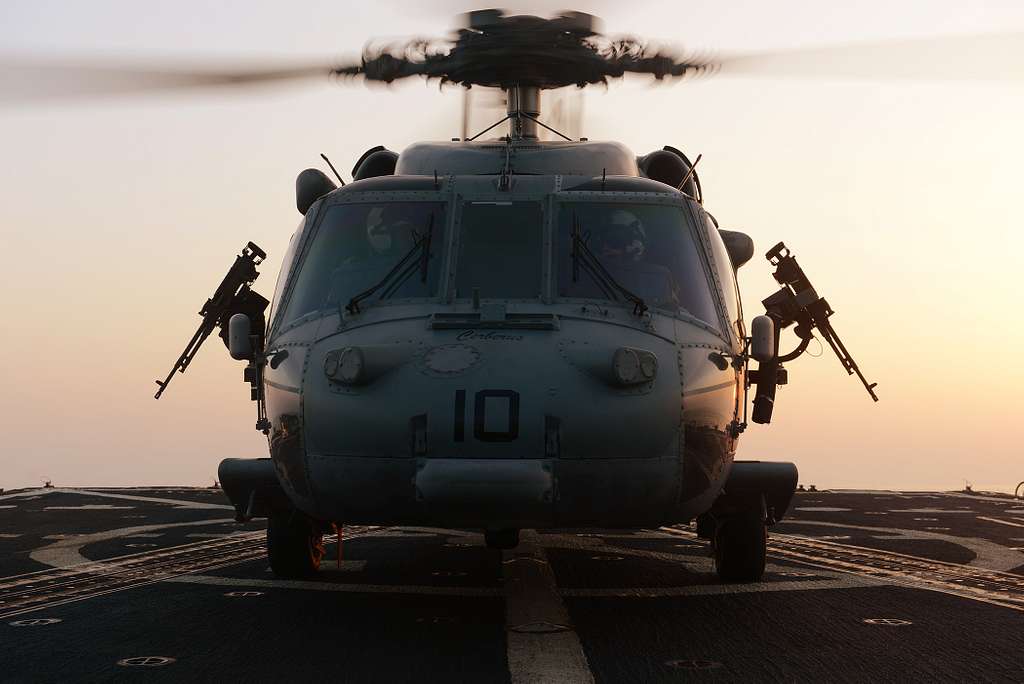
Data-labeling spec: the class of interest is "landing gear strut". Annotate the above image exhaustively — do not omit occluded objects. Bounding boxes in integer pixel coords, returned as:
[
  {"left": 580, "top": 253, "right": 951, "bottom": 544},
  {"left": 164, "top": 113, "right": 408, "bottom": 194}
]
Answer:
[
  {"left": 712, "top": 505, "right": 767, "bottom": 583},
  {"left": 267, "top": 512, "right": 325, "bottom": 578},
  {"left": 485, "top": 528, "right": 520, "bottom": 550}
]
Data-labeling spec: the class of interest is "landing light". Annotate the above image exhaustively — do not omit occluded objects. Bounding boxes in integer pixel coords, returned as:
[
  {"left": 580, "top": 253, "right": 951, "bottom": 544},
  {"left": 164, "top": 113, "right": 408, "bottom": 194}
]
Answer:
[
  {"left": 612, "top": 347, "right": 657, "bottom": 386},
  {"left": 323, "top": 346, "right": 365, "bottom": 385},
  {"left": 640, "top": 354, "right": 658, "bottom": 379},
  {"left": 612, "top": 348, "right": 640, "bottom": 384},
  {"left": 338, "top": 347, "right": 365, "bottom": 384}
]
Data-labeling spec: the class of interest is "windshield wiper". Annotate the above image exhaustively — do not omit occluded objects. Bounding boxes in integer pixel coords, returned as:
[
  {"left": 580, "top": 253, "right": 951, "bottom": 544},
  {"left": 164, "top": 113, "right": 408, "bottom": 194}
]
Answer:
[
  {"left": 571, "top": 214, "right": 648, "bottom": 316},
  {"left": 346, "top": 213, "right": 434, "bottom": 315}
]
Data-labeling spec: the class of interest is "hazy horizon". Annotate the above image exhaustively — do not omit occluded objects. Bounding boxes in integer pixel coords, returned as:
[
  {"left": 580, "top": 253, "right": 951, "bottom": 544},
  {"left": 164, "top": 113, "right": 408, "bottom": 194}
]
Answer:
[{"left": 2, "top": 0, "right": 1023, "bottom": 492}]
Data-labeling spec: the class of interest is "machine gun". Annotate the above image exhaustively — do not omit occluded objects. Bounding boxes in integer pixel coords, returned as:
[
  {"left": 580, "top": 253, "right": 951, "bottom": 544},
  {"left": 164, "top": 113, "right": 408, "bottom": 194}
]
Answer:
[
  {"left": 154, "top": 242, "right": 269, "bottom": 399},
  {"left": 749, "top": 242, "right": 877, "bottom": 424}
]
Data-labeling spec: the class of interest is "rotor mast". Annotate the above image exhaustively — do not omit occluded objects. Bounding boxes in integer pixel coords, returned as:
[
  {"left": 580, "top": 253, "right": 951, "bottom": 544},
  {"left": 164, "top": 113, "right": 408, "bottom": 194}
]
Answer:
[{"left": 506, "top": 85, "right": 540, "bottom": 139}]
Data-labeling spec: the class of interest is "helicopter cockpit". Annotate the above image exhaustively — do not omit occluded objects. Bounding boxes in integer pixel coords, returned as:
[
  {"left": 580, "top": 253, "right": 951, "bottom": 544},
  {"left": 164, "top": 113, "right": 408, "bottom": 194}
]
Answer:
[
  {"left": 268, "top": 178, "right": 735, "bottom": 346},
  {"left": 282, "top": 200, "right": 446, "bottom": 324}
]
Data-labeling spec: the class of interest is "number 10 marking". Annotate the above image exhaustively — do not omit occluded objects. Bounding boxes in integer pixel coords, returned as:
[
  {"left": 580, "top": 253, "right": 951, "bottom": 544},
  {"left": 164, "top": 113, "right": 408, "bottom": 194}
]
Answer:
[{"left": 453, "top": 389, "right": 520, "bottom": 443}]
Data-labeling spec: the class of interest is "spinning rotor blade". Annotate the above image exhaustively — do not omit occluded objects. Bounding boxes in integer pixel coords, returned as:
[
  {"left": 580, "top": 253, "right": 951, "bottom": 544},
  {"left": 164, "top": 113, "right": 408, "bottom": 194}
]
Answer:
[
  {"left": 2, "top": 10, "right": 1020, "bottom": 105},
  {"left": 716, "top": 32, "right": 1024, "bottom": 82},
  {"left": 0, "top": 58, "right": 344, "bottom": 102}
]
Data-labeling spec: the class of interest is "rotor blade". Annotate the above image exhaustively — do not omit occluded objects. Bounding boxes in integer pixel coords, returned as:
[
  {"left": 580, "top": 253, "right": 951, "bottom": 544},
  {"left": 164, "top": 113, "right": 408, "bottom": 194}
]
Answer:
[
  {"left": 715, "top": 33, "right": 1024, "bottom": 82},
  {"left": 0, "top": 57, "right": 355, "bottom": 102}
]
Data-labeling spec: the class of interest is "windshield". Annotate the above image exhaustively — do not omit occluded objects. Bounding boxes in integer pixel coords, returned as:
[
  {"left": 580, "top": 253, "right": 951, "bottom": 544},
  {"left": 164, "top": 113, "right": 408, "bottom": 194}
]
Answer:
[
  {"left": 281, "top": 201, "right": 445, "bottom": 324},
  {"left": 454, "top": 201, "right": 543, "bottom": 299},
  {"left": 556, "top": 202, "right": 720, "bottom": 325}
]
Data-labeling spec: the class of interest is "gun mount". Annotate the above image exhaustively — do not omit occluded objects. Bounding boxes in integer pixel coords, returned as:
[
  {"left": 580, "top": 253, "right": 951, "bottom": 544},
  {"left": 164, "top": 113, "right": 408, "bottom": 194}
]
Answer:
[
  {"left": 748, "top": 242, "right": 878, "bottom": 425},
  {"left": 154, "top": 242, "right": 268, "bottom": 400}
]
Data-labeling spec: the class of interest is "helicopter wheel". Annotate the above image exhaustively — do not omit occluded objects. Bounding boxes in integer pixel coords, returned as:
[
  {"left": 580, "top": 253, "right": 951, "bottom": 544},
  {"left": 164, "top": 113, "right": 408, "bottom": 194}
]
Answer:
[
  {"left": 484, "top": 528, "right": 520, "bottom": 550},
  {"left": 267, "top": 512, "right": 325, "bottom": 578},
  {"left": 712, "top": 507, "right": 767, "bottom": 583}
]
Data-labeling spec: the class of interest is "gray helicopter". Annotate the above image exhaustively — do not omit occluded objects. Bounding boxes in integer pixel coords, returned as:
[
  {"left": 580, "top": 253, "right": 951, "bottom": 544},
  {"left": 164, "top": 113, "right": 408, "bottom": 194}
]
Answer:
[{"left": 146, "top": 10, "right": 878, "bottom": 582}]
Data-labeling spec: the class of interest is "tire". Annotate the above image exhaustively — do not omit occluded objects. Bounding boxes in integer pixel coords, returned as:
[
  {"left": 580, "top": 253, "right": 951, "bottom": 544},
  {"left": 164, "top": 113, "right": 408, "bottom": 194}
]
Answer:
[
  {"left": 267, "top": 513, "right": 324, "bottom": 578},
  {"left": 484, "top": 528, "right": 520, "bottom": 550},
  {"left": 713, "top": 509, "right": 767, "bottom": 583}
]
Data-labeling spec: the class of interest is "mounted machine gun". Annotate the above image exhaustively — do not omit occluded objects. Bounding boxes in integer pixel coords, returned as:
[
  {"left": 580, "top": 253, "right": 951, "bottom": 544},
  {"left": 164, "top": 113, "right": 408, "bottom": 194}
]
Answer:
[
  {"left": 154, "top": 242, "right": 269, "bottom": 402},
  {"left": 749, "top": 242, "right": 878, "bottom": 425}
]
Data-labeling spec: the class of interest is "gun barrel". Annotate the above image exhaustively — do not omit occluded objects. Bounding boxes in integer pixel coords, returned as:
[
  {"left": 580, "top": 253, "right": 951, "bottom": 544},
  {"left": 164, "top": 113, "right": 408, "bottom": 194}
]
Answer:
[{"left": 153, "top": 315, "right": 217, "bottom": 399}]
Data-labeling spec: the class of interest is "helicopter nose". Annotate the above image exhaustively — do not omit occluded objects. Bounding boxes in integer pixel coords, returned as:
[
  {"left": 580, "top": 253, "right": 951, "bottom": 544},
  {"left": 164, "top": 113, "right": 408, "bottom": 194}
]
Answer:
[
  {"left": 293, "top": 321, "right": 737, "bottom": 528},
  {"left": 307, "top": 337, "right": 680, "bottom": 461}
]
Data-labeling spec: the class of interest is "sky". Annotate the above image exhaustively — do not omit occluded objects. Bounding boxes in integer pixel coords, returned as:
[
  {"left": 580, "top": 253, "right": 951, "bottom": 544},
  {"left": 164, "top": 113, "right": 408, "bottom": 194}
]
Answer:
[{"left": 1, "top": 0, "right": 1023, "bottom": 492}]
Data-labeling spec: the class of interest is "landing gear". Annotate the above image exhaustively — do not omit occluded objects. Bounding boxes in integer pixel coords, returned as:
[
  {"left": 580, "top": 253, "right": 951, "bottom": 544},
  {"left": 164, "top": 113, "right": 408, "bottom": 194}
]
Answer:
[
  {"left": 712, "top": 507, "right": 767, "bottom": 582},
  {"left": 267, "top": 512, "right": 325, "bottom": 578},
  {"left": 484, "top": 528, "right": 520, "bottom": 550}
]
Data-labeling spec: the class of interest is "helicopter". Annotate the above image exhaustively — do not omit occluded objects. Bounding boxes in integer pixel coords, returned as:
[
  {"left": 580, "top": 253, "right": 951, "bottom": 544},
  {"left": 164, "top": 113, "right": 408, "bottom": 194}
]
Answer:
[{"left": 117, "top": 9, "right": 882, "bottom": 582}]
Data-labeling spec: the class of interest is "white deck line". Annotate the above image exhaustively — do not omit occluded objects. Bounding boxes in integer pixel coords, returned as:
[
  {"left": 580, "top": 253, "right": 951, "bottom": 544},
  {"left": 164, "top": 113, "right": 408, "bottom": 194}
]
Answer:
[
  {"left": 0, "top": 488, "right": 232, "bottom": 509},
  {"left": 977, "top": 516, "right": 1024, "bottom": 529},
  {"left": 503, "top": 531, "right": 594, "bottom": 684}
]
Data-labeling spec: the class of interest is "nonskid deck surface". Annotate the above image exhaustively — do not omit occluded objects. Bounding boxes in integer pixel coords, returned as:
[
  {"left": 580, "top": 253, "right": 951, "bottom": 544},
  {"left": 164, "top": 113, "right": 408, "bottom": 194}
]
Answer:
[{"left": 1, "top": 488, "right": 1023, "bottom": 682}]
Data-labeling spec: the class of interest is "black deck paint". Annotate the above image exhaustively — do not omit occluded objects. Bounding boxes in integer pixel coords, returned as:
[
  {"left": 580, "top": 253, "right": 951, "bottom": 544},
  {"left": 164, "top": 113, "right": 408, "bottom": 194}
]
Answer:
[
  {"left": 567, "top": 587, "right": 1024, "bottom": 683},
  {"left": 1, "top": 489, "right": 1022, "bottom": 682}
]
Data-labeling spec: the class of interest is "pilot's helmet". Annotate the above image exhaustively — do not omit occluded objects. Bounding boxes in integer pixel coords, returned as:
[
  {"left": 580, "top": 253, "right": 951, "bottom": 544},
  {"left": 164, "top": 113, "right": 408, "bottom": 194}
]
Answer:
[
  {"left": 598, "top": 209, "right": 646, "bottom": 261},
  {"left": 367, "top": 205, "right": 414, "bottom": 254}
]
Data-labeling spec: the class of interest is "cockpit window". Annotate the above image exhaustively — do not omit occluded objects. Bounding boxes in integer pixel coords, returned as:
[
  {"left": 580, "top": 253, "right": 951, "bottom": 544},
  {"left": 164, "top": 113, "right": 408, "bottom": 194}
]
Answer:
[
  {"left": 704, "top": 214, "right": 744, "bottom": 340},
  {"left": 282, "top": 201, "right": 444, "bottom": 324},
  {"left": 556, "top": 202, "right": 720, "bottom": 326},
  {"left": 268, "top": 220, "right": 303, "bottom": 333},
  {"left": 454, "top": 201, "right": 542, "bottom": 299}
]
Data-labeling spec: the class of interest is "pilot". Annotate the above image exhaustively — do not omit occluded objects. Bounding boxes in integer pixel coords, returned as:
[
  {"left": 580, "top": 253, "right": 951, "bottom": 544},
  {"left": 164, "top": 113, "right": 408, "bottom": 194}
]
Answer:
[
  {"left": 328, "top": 204, "right": 423, "bottom": 308},
  {"left": 367, "top": 204, "right": 417, "bottom": 256},
  {"left": 592, "top": 209, "right": 678, "bottom": 308}
]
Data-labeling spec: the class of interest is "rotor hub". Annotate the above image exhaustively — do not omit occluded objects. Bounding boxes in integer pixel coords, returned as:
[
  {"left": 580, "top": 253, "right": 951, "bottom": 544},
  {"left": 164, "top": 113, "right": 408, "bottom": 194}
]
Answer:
[{"left": 336, "top": 10, "right": 712, "bottom": 91}]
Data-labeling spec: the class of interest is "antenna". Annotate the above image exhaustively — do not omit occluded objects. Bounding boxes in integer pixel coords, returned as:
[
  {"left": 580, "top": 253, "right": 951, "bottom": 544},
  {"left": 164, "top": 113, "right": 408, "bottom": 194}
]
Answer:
[
  {"left": 676, "top": 153, "right": 703, "bottom": 193},
  {"left": 320, "top": 153, "right": 345, "bottom": 186}
]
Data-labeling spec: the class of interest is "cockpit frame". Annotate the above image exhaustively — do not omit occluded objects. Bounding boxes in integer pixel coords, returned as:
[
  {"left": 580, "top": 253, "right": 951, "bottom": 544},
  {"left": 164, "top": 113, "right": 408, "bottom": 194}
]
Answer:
[{"left": 266, "top": 179, "right": 741, "bottom": 351}]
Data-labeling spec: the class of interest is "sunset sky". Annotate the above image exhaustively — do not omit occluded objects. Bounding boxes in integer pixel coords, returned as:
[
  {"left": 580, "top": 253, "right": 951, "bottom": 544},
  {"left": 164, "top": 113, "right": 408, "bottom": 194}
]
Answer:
[{"left": 1, "top": 0, "right": 1022, "bottom": 492}]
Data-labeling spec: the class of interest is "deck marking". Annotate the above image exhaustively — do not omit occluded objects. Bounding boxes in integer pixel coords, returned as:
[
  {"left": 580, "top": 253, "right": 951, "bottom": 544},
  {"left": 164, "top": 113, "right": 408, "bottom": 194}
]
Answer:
[
  {"left": 776, "top": 520, "right": 1023, "bottom": 571},
  {"left": 0, "top": 488, "right": 231, "bottom": 510},
  {"left": 887, "top": 508, "right": 976, "bottom": 514},
  {"left": 0, "top": 535, "right": 266, "bottom": 619},
  {"left": 862, "top": 618, "right": 912, "bottom": 626},
  {"left": 117, "top": 656, "right": 176, "bottom": 667},
  {"left": 29, "top": 518, "right": 237, "bottom": 568},
  {"left": 9, "top": 618, "right": 62, "bottom": 626},
  {"left": 977, "top": 516, "right": 1024, "bottom": 529},
  {"left": 504, "top": 531, "right": 594, "bottom": 684},
  {"left": 560, "top": 576, "right": 880, "bottom": 598},
  {"left": 165, "top": 574, "right": 500, "bottom": 596},
  {"left": 662, "top": 528, "right": 1024, "bottom": 613},
  {"left": 1, "top": 528, "right": 381, "bottom": 619},
  {"left": 43, "top": 505, "right": 134, "bottom": 511}
]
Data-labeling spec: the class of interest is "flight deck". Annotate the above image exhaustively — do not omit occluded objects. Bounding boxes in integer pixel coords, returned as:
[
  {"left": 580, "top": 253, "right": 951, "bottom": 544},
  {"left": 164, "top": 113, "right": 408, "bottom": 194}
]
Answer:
[{"left": 1, "top": 487, "right": 1022, "bottom": 682}]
